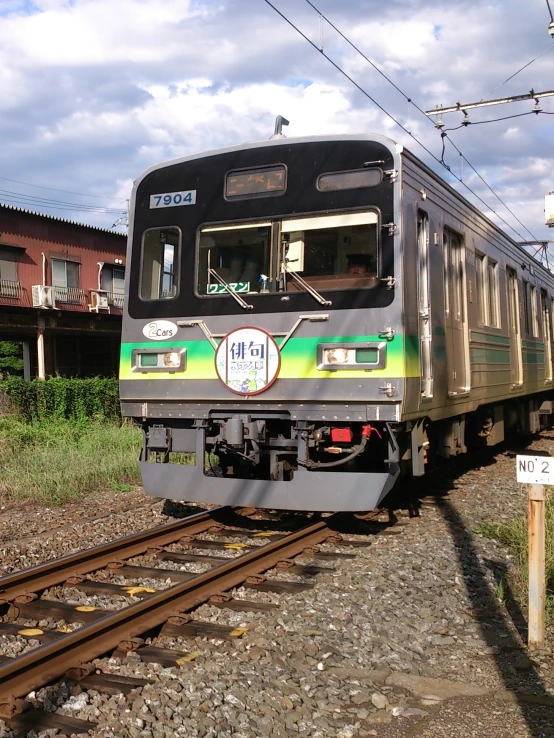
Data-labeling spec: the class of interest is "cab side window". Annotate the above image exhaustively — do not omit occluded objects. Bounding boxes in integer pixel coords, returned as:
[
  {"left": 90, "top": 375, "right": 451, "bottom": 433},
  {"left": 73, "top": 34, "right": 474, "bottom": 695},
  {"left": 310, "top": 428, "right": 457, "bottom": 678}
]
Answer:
[{"left": 140, "top": 228, "right": 180, "bottom": 301}]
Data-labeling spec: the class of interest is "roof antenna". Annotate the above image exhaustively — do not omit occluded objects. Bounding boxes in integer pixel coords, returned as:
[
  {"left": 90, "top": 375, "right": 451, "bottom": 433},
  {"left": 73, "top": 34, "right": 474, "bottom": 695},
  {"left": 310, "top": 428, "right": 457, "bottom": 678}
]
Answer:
[{"left": 269, "top": 115, "right": 289, "bottom": 139}]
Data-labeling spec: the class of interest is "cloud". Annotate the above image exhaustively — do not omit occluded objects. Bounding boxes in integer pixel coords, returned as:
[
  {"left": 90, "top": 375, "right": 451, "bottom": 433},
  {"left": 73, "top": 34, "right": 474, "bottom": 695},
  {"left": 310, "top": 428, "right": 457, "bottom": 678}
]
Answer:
[{"left": 0, "top": 0, "right": 551, "bottom": 244}]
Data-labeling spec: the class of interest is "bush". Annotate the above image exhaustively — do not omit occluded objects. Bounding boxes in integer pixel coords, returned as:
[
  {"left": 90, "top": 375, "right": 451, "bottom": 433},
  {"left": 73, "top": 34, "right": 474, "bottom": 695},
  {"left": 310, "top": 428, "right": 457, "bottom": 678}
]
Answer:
[{"left": 1, "top": 376, "right": 120, "bottom": 422}]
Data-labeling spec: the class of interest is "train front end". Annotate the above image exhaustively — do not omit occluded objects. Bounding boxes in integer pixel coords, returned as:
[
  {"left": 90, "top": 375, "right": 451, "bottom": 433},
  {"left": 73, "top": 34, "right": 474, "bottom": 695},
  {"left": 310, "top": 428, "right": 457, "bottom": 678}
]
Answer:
[{"left": 120, "top": 134, "right": 410, "bottom": 511}]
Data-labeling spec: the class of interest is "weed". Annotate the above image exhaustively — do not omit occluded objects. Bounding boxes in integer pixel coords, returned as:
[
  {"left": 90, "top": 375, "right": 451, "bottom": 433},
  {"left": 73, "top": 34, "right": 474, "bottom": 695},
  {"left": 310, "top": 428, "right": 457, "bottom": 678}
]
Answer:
[
  {"left": 0, "top": 417, "right": 141, "bottom": 505},
  {"left": 110, "top": 482, "right": 135, "bottom": 493},
  {"left": 476, "top": 488, "right": 554, "bottom": 620}
]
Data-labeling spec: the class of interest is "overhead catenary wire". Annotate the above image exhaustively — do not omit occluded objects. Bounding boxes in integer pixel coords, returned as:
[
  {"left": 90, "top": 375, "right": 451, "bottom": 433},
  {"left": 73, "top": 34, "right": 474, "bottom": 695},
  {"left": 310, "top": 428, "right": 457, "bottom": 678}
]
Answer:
[
  {"left": 264, "top": 0, "right": 538, "bottom": 242},
  {"left": 303, "top": 1, "right": 540, "bottom": 242},
  {"left": 302, "top": 0, "right": 541, "bottom": 243},
  {"left": 443, "top": 110, "right": 553, "bottom": 131}
]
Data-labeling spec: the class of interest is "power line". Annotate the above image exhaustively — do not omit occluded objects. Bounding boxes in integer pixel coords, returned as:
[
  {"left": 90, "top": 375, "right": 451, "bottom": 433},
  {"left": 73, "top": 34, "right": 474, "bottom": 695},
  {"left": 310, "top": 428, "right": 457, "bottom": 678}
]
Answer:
[
  {"left": 0, "top": 181, "right": 127, "bottom": 215},
  {"left": 480, "top": 43, "right": 554, "bottom": 100},
  {"left": 303, "top": 0, "right": 430, "bottom": 120},
  {"left": 264, "top": 0, "right": 538, "bottom": 242},
  {"left": 0, "top": 190, "right": 126, "bottom": 214},
  {"left": 0, "top": 199, "right": 127, "bottom": 216},
  {"left": 0, "top": 173, "right": 122, "bottom": 200},
  {"left": 302, "top": 1, "right": 539, "bottom": 241}
]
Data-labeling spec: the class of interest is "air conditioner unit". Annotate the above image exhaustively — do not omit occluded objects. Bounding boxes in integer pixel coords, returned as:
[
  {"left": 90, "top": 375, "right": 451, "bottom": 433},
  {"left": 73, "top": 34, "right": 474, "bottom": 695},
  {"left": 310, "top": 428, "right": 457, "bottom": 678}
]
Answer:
[
  {"left": 32, "top": 285, "right": 55, "bottom": 308},
  {"left": 89, "top": 289, "right": 110, "bottom": 312}
]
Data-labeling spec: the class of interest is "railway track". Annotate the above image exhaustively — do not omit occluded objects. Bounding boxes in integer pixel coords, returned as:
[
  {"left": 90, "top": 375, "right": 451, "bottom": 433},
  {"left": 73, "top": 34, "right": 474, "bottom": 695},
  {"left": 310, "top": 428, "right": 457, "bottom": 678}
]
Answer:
[{"left": 0, "top": 506, "right": 367, "bottom": 736}]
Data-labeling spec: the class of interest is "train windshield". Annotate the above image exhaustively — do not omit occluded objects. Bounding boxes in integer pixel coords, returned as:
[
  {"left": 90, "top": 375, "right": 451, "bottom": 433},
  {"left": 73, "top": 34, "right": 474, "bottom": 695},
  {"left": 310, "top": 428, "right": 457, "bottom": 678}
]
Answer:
[
  {"left": 196, "top": 211, "right": 379, "bottom": 297},
  {"left": 198, "top": 222, "right": 271, "bottom": 296}
]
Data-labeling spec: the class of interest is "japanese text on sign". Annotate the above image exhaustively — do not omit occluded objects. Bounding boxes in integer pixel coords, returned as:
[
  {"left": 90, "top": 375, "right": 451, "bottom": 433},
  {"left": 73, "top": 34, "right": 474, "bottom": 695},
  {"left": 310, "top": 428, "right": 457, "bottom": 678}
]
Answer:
[{"left": 215, "top": 327, "right": 280, "bottom": 395}]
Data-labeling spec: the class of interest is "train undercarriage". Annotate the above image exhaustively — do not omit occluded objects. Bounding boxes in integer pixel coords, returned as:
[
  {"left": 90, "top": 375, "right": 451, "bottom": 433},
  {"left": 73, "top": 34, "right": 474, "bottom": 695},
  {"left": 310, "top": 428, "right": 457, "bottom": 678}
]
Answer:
[{"left": 134, "top": 392, "right": 553, "bottom": 511}]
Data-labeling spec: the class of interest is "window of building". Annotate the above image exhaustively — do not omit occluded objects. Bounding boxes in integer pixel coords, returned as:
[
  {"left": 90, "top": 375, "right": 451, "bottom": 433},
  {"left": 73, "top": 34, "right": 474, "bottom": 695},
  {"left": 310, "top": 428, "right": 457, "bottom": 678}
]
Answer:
[
  {"left": 475, "top": 252, "right": 500, "bottom": 327},
  {"left": 52, "top": 258, "right": 82, "bottom": 303},
  {"left": 0, "top": 247, "right": 20, "bottom": 298},
  {"left": 101, "top": 265, "right": 125, "bottom": 307},
  {"left": 52, "top": 259, "right": 79, "bottom": 288},
  {"left": 140, "top": 228, "right": 180, "bottom": 300}
]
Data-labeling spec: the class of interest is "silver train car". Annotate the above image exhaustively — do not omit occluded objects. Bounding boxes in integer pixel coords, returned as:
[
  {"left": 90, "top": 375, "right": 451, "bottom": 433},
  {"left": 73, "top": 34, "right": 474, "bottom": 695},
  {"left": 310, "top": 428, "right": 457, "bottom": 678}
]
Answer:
[{"left": 120, "top": 133, "right": 554, "bottom": 511}]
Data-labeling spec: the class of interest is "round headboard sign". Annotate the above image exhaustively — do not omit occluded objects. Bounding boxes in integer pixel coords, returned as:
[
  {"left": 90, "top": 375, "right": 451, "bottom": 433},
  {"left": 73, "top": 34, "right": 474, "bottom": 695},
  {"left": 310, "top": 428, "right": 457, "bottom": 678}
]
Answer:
[{"left": 215, "top": 326, "right": 280, "bottom": 395}]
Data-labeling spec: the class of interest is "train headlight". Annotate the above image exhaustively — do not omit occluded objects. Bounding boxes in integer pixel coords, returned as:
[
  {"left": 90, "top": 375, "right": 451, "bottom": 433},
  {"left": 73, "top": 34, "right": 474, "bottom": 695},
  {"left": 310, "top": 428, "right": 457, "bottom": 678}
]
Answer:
[
  {"left": 317, "top": 342, "right": 387, "bottom": 371},
  {"left": 132, "top": 348, "right": 186, "bottom": 373},
  {"left": 163, "top": 351, "right": 181, "bottom": 368},
  {"left": 324, "top": 348, "right": 350, "bottom": 365}
]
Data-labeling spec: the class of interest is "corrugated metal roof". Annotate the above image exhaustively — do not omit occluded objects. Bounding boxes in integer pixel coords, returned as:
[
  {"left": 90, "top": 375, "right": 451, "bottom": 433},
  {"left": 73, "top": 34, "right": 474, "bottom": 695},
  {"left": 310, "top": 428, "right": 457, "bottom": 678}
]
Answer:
[{"left": 0, "top": 202, "right": 127, "bottom": 237}]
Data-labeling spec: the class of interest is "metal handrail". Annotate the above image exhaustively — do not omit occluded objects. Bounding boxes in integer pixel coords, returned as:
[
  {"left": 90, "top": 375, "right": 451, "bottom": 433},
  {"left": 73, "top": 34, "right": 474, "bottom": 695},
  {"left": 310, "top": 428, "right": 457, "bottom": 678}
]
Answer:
[
  {"left": 108, "top": 292, "right": 125, "bottom": 308},
  {"left": 53, "top": 286, "right": 85, "bottom": 304},
  {"left": 0, "top": 280, "right": 21, "bottom": 299}
]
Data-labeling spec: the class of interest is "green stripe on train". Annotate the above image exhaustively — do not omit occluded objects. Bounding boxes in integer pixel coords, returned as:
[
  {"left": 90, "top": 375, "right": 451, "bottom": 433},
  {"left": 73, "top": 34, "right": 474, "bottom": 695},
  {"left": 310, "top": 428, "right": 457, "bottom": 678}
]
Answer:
[
  {"left": 470, "top": 331, "right": 510, "bottom": 346},
  {"left": 470, "top": 348, "right": 511, "bottom": 364},
  {"left": 119, "top": 334, "right": 419, "bottom": 381}
]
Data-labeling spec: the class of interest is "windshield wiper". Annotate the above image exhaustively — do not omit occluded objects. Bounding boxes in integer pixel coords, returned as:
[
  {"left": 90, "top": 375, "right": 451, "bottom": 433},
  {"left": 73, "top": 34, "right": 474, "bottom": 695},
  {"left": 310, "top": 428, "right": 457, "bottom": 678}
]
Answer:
[
  {"left": 208, "top": 268, "right": 253, "bottom": 311},
  {"left": 283, "top": 262, "right": 332, "bottom": 307}
]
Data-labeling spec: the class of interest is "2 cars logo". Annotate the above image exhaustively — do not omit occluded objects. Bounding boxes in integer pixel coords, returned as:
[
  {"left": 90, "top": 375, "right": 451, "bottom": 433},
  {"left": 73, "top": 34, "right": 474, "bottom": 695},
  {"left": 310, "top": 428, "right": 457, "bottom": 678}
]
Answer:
[{"left": 143, "top": 320, "right": 178, "bottom": 340}]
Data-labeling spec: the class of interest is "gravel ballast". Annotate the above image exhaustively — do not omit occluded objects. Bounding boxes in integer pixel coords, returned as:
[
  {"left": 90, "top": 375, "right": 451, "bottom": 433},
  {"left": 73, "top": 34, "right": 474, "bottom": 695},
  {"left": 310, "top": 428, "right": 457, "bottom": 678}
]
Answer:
[{"left": 0, "top": 435, "right": 553, "bottom": 738}]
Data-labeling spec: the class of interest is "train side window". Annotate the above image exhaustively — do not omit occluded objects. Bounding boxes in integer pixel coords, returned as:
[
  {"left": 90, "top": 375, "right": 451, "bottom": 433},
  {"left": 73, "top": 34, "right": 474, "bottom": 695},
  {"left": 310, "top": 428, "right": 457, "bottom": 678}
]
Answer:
[
  {"left": 475, "top": 254, "right": 486, "bottom": 323},
  {"left": 475, "top": 252, "right": 500, "bottom": 328},
  {"left": 530, "top": 284, "right": 540, "bottom": 337},
  {"left": 140, "top": 227, "right": 180, "bottom": 301},
  {"left": 487, "top": 259, "right": 499, "bottom": 327},
  {"left": 522, "top": 281, "right": 531, "bottom": 335}
]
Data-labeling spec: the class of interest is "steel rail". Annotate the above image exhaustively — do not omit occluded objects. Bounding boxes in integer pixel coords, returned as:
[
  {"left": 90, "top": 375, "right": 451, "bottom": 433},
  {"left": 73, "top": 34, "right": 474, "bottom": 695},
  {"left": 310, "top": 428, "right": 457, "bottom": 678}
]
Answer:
[
  {"left": 0, "top": 508, "right": 231, "bottom": 602},
  {"left": 0, "top": 519, "right": 333, "bottom": 713}
]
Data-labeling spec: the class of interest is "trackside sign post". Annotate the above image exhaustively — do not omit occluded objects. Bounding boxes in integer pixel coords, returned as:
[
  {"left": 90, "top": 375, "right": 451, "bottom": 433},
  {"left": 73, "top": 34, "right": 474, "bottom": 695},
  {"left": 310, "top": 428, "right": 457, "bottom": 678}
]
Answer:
[{"left": 516, "top": 455, "right": 548, "bottom": 648}]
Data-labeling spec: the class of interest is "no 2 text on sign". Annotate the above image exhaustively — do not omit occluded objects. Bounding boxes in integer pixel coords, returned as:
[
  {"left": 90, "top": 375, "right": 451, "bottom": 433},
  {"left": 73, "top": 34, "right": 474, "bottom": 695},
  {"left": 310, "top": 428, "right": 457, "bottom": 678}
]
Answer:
[{"left": 516, "top": 455, "right": 554, "bottom": 485}]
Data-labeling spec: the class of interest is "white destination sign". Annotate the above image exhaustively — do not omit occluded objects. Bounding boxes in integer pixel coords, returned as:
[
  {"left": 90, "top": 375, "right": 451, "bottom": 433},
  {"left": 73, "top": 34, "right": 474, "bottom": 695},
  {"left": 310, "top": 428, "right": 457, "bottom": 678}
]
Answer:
[{"left": 516, "top": 455, "right": 554, "bottom": 484}]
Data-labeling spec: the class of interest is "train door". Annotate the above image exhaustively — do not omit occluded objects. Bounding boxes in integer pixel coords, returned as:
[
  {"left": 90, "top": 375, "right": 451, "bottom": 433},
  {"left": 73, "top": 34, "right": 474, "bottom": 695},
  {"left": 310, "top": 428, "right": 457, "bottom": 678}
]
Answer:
[
  {"left": 417, "top": 211, "right": 433, "bottom": 399},
  {"left": 443, "top": 229, "right": 469, "bottom": 396},
  {"left": 507, "top": 268, "right": 523, "bottom": 386},
  {"left": 541, "top": 290, "right": 553, "bottom": 382}
]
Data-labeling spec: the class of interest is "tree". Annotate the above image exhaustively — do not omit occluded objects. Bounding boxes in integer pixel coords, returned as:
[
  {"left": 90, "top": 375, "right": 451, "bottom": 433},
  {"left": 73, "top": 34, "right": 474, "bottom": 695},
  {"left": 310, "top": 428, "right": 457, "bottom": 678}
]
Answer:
[{"left": 0, "top": 342, "right": 24, "bottom": 376}]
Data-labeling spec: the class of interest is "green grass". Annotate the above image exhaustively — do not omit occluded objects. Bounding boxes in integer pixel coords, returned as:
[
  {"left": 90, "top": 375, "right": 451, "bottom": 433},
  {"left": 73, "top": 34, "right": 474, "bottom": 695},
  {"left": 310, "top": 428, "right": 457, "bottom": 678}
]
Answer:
[
  {"left": 476, "top": 489, "right": 554, "bottom": 619},
  {"left": 0, "top": 417, "right": 142, "bottom": 504}
]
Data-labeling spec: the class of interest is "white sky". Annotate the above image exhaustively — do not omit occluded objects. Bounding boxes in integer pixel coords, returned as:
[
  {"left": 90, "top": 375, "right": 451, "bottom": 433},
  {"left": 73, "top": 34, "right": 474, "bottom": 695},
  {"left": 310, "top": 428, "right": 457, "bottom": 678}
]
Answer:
[{"left": 0, "top": 0, "right": 553, "bottom": 252}]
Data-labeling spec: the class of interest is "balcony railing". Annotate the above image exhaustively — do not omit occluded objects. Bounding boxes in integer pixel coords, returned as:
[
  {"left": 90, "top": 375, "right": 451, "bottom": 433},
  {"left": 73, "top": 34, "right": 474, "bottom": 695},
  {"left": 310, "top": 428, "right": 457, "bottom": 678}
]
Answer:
[
  {"left": 108, "top": 292, "right": 125, "bottom": 308},
  {"left": 0, "top": 280, "right": 22, "bottom": 299},
  {"left": 53, "top": 286, "right": 85, "bottom": 305}
]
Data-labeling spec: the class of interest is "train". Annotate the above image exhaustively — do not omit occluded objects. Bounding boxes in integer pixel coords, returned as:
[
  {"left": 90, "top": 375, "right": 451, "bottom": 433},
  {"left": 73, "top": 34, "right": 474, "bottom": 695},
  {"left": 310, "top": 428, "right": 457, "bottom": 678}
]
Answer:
[{"left": 119, "top": 129, "right": 554, "bottom": 511}]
